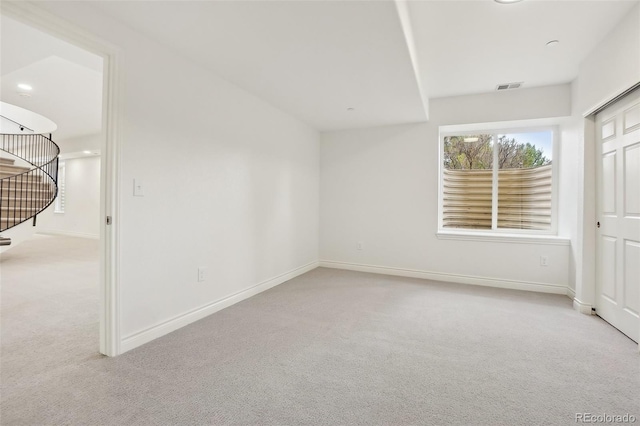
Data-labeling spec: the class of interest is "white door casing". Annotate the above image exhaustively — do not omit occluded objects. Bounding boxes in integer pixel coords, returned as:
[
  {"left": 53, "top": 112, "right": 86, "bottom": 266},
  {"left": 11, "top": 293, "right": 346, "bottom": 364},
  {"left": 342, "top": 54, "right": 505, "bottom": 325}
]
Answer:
[{"left": 595, "top": 88, "right": 640, "bottom": 343}]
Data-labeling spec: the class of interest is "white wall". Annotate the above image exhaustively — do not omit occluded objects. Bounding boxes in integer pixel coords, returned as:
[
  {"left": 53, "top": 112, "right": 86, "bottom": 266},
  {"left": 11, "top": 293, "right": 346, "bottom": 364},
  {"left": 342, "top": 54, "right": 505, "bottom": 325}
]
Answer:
[
  {"left": 568, "top": 3, "right": 640, "bottom": 311},
  {"left": 573, "top": 2, "right": 640, "bottom": 117},
  {"left": 558, "top": 120, "right": 580, "bottom": 292},
  {"left": 25, "top": 2, "right": 320, "bottom": 352},
  {"left": 321, "top": 85, "right": 572, "bottom": 292},
  {"left": 39, "top": 155, "right": 101, "bottom": 238}
]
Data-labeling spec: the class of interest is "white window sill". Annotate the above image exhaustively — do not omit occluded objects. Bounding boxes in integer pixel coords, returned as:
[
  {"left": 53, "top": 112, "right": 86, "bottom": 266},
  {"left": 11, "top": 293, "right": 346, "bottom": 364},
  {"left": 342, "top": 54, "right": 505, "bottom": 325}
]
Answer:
[{"left": 436, "top": 230, "right": 570, "bottom": 246}]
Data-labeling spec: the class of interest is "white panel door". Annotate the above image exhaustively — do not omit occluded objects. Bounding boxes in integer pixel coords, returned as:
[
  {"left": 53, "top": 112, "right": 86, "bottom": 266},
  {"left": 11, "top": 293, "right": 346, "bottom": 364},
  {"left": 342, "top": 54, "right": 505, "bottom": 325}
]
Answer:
[{"left": 595, "top": 88, "right": 640, "bottom": 343}]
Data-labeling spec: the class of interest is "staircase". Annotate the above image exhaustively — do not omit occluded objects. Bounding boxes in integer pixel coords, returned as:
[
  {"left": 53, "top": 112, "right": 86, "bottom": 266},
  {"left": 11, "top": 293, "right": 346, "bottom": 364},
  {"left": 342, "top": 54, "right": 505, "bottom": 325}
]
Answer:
[{"left": 0, "top": 133, "right": 60, "bottom": 245}]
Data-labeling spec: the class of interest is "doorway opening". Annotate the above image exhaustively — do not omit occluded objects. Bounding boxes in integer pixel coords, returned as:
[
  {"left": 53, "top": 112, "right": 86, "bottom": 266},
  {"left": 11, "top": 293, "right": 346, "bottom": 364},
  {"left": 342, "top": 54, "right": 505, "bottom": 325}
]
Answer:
[{"left": 0, "top": 12, "right": 114, "bottom": 361}]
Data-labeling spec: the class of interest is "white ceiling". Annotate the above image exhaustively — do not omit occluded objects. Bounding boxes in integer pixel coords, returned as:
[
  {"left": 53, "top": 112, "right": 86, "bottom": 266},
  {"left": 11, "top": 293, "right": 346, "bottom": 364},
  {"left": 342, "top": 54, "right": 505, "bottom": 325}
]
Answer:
[
  {"left": 90, "top": 0, "right": 428, "bottom": 131},
  {"left": 1, "top": 1, "right": 637, "bottom": 135},
  {"left": 0, "top": 15, "right": 103, "bottom": 142},
  {"left": 408, "top": 0, "right": 638, "bottom": 98}
]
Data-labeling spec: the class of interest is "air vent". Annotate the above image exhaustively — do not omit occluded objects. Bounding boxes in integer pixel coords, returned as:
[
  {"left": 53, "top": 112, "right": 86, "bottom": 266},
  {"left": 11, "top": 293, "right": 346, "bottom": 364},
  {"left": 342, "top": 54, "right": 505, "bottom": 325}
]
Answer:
[{"left": 496, "top": 82, "right": 523, "bottom": 91}]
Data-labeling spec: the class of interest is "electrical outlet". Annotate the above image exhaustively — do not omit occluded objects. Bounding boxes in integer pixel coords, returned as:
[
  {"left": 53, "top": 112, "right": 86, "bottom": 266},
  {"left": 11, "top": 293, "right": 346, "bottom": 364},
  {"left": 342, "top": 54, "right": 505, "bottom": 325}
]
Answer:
[
  {"left": 197, "top": 267, "right": 207, "bottom": 282},
  {"left": 540, "top": 256, "right": 549, "bottom": 267},
  {"left": 356, "top": 242, "right": 363, "bottom": 250}
]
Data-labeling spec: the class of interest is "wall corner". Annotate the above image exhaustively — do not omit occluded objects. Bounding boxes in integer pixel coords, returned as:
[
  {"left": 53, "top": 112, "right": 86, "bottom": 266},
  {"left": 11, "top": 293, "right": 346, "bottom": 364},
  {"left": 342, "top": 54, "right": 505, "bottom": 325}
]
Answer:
[{"left": 573, "top": 298, "right": 594, "bottom": 315}]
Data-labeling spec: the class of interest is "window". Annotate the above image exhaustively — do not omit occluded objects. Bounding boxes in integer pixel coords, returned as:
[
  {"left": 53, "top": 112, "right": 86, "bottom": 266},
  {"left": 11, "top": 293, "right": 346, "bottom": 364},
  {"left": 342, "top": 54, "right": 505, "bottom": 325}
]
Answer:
[
  {"left": 440, "top": 127, "right": 556, "bottom": 234},
  {"left": 54, "top": 161, "right": 65, "bottom": 214}
]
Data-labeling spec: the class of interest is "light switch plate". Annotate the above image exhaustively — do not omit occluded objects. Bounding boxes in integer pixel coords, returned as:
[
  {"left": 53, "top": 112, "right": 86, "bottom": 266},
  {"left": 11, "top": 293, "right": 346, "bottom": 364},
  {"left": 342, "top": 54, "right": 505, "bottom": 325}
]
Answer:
[
  {"left": 198, "top": 267, "right": 207, "bottom": 282},
  {"left": 133, "top": 178, "right": 144, "bottom": 197}
]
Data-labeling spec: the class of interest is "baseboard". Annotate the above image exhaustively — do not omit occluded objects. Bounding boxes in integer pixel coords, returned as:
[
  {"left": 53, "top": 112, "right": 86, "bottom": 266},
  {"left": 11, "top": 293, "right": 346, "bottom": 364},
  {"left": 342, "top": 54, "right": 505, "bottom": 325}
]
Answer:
[
  {"left": 572, "top": 297, "right": 594, "bottom": 315},
  {"left": 566, "top": 287, "right": 576, "bottom": 299},
  {"left": 120, "top": 260, "right": 319, "bottom": 354},
  {"left": 319, "top": 260, "right": 568, "bottom": 295},
  {"left": 37, "top": 230, "right": 99, "bottom": 239}
]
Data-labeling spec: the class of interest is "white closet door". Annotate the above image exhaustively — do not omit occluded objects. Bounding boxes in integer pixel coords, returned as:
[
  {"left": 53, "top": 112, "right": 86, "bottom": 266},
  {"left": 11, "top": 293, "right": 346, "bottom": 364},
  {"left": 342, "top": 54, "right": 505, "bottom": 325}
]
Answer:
[{"left": 595, "top": 88, "right": 640, "bottom": 343}]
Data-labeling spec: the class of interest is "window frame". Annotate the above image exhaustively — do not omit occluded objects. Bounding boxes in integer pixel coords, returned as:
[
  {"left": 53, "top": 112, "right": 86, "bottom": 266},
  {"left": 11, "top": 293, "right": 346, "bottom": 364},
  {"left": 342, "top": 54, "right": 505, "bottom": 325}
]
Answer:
[
  {"left": 54, "top": 160, "right": 65, "bottom": 214},
  {"left": 437, "top": 124, "right": 560, "bottom": 239}
]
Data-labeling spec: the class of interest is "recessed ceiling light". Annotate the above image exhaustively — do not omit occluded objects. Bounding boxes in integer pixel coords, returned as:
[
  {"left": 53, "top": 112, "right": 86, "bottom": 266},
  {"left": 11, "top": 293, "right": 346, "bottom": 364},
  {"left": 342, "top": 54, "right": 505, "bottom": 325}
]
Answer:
[
  {"left": 546, "top": 40, "right": 560, "bottom": 47},
  {"left": 494, "top": 0, "right": 523, "bottom": 3},
  {"left": 347, "top": 107, "right": 355, "bottom": 112},
  {"left": 17, "top": 83, "right": 33, "bottom": 91},
  {"left": 83, "top": 150, "right": 91, "bottom": 154},
  {"left": 464, "top": 137, "right": 479, "bottom": 143}
]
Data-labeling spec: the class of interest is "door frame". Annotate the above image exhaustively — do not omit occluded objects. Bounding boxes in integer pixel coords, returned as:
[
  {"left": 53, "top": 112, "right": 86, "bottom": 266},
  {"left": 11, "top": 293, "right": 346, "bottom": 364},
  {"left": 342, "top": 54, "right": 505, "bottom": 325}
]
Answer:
[{"left": 1, "top": 2, "right": 122, "bottom": 356}]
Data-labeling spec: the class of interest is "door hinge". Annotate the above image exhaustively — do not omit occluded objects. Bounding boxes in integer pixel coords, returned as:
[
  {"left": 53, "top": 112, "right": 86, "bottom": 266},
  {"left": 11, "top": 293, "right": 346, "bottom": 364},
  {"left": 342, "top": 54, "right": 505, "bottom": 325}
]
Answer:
[{"left": 106, "top": 216, "right": 112, "bottom": 225}]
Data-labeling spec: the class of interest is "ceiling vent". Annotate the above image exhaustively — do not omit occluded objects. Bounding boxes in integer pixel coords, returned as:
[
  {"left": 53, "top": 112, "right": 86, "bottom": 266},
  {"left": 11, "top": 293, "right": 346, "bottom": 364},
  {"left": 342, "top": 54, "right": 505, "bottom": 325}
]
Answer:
[{"left": 496, "top": 82, "right": 523, "bottom": 91}]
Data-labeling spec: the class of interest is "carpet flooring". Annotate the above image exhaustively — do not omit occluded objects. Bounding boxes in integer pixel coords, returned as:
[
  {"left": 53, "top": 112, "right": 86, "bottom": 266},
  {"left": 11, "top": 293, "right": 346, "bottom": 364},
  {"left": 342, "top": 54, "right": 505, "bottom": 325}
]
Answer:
[{"left": 1, "top": 234, "right": 639, "bottom": 425}]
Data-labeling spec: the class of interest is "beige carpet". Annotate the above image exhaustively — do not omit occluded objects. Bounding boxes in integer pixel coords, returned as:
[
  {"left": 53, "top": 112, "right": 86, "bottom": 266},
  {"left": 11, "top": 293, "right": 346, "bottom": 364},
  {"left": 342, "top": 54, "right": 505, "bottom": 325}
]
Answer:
[{"left": 1, "top": 234, "right": 639, "bottom": 425}]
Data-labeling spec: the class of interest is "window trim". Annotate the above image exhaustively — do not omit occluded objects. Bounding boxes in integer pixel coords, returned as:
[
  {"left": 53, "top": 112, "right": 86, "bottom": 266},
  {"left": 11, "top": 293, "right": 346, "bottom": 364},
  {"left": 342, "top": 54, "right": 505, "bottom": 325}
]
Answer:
[
  {"left": 54, "top": 160, "right": 65, "bottom": 214},
  {"left": 435, "top": 230, "right": 570, "bottom": 245},
  {"left": 437, "top": 123, "right": 560, "bottom": 237}
]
